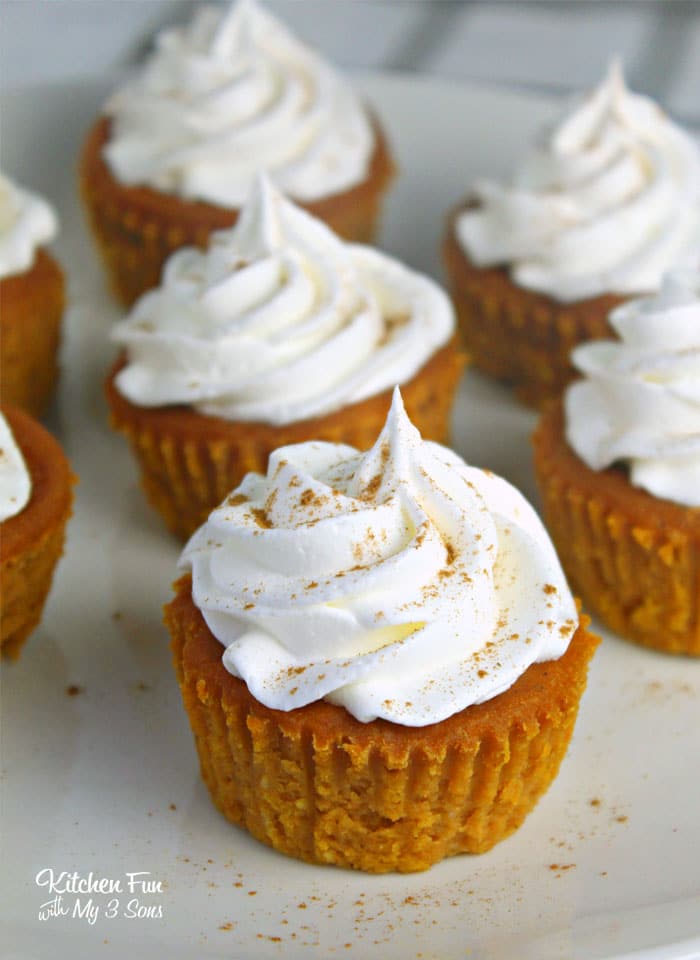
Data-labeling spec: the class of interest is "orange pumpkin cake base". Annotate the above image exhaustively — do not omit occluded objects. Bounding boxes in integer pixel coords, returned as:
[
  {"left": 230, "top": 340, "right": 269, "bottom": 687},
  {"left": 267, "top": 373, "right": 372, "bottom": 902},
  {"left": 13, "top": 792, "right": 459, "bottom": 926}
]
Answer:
[
  {"left": 0, "top": 406, "right": 74, "bottom": 659},
  {"left": 80, "top": 116, "right": 396, "bottom": 307},
  {"left": 105, "top": 337, "right": 465, "bottom": 540},
  {"left": 443, "top": 206, "right": 626, "bottom": 409},
  {"left": 165, "top": 575, "right": 599, "bottom": 874},
  {"left": 0, "top": 249, "right": 64, "bottom": 417},
  {"left": 533, "top": 401, "right": 700, "bottom": 656}
]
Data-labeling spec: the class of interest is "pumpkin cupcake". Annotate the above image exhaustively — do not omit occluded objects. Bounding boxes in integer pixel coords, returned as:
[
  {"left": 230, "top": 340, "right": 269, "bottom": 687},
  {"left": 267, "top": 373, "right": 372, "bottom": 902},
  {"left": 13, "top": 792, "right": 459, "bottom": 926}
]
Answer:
[
  {"left": 533, "top": 260, "right": 700, "bottom": 655},
  {"left": 80, "top": 0, "right": 395, "bottom": 306},
  {"left": 0, "top": 174, "right": 64, "bottom": 417},
  {"left": 444, "top": 61, "right": 700, "bottom": 408},
  {"left": 106, "top": 175, "right": 462, "bottom": 539},
  {"left": 165, "top": 389, "right": 599, "bottom": 873},
  {"left": 0, "top": 407, "right": 74, "bottom": 659}
]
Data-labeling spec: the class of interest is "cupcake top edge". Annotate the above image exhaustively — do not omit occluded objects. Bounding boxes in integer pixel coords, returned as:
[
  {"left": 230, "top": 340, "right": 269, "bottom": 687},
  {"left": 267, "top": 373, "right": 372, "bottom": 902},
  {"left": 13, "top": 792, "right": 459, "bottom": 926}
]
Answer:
[
  {"left": 0, "top": 172, "right": 58, "bottom": 280},
  {"left": 455, "top": 59, "right": 700, "bottom": 304},
  {"left": 111, "top": 174, "right": 455, "bottom": 426},
  {"left": 101, "top": 0, "right": 375, "bottom": 207},
  {"left": 565, "top": 254, "right": 700, "bottom": 508},
  {"left": 179, "top": 387, "right": 579, "bottom": 726},
  {"left": 0, "top": 411, "right": 32, "bottom": 522}
]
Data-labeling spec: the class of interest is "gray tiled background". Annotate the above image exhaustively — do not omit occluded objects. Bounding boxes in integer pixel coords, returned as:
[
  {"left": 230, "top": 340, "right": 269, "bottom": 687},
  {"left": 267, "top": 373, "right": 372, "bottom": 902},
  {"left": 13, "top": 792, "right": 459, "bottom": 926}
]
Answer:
[{"left": 2, "top": 0, "right": 700, "bottom": 123}]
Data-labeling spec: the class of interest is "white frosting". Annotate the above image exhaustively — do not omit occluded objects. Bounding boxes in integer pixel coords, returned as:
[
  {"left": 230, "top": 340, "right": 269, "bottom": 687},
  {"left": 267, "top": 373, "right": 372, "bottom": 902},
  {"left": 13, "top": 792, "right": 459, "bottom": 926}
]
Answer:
[
  {"left": 103, "top": 0, "right": 374, "bottom": 207},
  {"left": 112, "top": 175, "right": 454, "bottom": 425},
  {"left": 0, "top": 173, "right": 57, "bottom": 280},
  {"left": 180, "top": 389, "right": 578, "bottom": 726},
  {"left": 566, "top": 257, "right": 700, "bottom": 507},
  {"left": 456, "top": 61, "right": 700, "bottom": 303},
  {"left": 0, "top": 413, "right": 32, "bottom": 522}
]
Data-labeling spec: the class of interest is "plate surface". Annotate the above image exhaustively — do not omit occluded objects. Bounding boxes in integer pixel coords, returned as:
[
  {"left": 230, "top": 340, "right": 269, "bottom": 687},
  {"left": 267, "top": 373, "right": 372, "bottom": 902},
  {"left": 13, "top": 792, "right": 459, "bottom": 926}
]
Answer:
[{"left": 1, "top": 73, "right": 699, "bottom": 960}]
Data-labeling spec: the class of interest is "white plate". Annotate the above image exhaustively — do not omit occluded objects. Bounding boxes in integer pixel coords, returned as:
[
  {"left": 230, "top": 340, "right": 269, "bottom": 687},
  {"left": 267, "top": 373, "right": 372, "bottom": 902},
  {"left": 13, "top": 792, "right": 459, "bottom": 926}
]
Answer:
[{"left": 1, "top": 73, "right": 699, "bottom": 960}]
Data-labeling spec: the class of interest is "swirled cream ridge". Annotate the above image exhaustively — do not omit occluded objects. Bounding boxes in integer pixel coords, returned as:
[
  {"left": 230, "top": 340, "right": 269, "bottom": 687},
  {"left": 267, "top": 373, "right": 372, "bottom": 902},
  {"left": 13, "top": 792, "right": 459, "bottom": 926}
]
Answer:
[
  {"left": 111, "top": 175, "right": 454, "bottom": 425},
  {"left": 102, "top": 0, "right": 374, "bottom": 206},
  {"left": 456, "top": 61, "right": 700, "bottom": 303},
  {"left": 0, "top": 412, "right": 32, "bottom": 522},
  {"left": 566, "top": 256, "right": 700, "bottom": 507},
  {"left": 0, "top": 173, "right": 57, "bottom": 280},
  {"left": 180, "top": 389, "right": 578, "bottom": 726}
]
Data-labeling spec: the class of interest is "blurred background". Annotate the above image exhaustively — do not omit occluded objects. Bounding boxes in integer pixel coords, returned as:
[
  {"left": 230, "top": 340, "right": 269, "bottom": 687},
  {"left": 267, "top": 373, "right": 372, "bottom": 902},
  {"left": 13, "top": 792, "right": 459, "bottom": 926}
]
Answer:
[{"left": 2, "top": 0, "right": 700, "bottom": 123}]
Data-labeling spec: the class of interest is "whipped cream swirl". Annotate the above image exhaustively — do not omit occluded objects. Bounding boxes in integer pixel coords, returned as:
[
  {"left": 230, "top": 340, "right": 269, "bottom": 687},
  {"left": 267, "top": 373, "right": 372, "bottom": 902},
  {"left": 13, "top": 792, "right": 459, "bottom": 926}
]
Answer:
[
  {"left": 456, "top": 61, "right": 700, "bottom": 302},
  {"left": 103, "top": 0, "right": 374, "bottom": 206},
  {"left": 0, "top": 173, "right": 58, "bottom": 280},
  {"left": 181, "top": 389, "right": 578, "bottom": 726},
  {"left": 566, "top": 258, "right": 700, "bottom": 507},
  {"left": 112, "top": 175, "right": 454, "bottom": 425},
  {"left": 0, "top": 413, "right": 32, "bottom": 522}
]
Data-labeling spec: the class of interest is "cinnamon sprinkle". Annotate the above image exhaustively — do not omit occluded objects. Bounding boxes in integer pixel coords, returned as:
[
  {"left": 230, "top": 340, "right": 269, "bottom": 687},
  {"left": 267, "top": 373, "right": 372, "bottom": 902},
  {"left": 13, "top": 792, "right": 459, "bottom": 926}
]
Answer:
[{"left": 250, "top": 508, "right": 272, "bottom": 529}]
